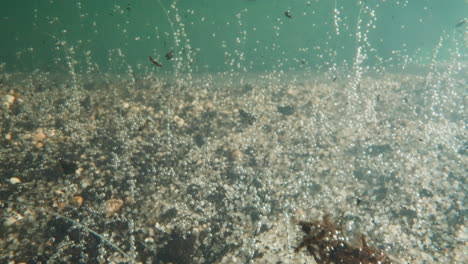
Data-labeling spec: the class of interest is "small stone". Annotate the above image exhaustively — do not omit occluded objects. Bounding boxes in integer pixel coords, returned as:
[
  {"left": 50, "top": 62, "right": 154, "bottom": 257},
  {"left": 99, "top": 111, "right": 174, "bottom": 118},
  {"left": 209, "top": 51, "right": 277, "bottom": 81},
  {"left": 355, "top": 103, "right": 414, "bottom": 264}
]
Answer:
[
  {"left": 47, "top": 129, "right": 56, "bottom": 137},
  {"left": 22, "top": 133, "right": 32, "bottom": 140},
  {"left": 9, "top": 177, "right": 21, "bottom": 184},
  {"left": 287, "top": 89, "right": 297, "bottom": 96},
  {"left": 295, "top": 208, "right": 305, "bottom": 218},
  {"left": 231, "top": 149, "right": 243, "bottom": 161},
  {"left": 4, "top": 217, "right": 20, "bottom": 227},
  {"left": 144, "top": 237, "right": 155, "bottom": 243},
  {"left": 3, "top": 208, "right": 23, "bottom": 227},
  {"left": 70, "top": 195, "right": 84, "bottom": 207},
  {"left": 2, "top": 94, "right": 15, "bottom": 104},
  {"left": 125, "top": 196, "right": 135, "bottom": 204},
  {"left": 52, "top": 200, "right": 66, "bottom": 210},
  {"left": 34, "top": 128, "right": 47, "bottom": 142},
  {"left": 105, "top": 199, "right": 124, "bottom": 216},
  {"left": 5, "top": 133, "right": 12, "bottom": 140},
  {"left": 174, "top": 115, "right": 185, "bottom": 127},
  {"left": 195, "top": 104, "right": 204, "bottom": 112},
  {"left": 1, "top": 94, "right": 16, "bottom": 109},
  {"left": 75, "top": 167, "right": 84, "bottom": 176},
  {"left": 205, "top": 102, "right": 215, "bottom": 109}
]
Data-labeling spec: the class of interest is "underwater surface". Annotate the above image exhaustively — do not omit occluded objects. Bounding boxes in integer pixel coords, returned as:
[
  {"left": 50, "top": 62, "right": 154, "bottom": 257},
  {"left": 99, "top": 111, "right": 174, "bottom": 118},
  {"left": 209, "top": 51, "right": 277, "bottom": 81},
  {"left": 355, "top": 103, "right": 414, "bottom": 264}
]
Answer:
[{"left": 0, "top": 1, "right": 466, "bottom": 263}]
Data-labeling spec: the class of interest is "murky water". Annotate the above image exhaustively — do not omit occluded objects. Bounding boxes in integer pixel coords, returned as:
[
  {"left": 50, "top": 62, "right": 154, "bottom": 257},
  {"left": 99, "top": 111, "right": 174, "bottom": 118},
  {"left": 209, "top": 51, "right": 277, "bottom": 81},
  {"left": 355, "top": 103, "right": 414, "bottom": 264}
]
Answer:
[{"left": 0, "top": 1, "right": 466, "bottom": 263}]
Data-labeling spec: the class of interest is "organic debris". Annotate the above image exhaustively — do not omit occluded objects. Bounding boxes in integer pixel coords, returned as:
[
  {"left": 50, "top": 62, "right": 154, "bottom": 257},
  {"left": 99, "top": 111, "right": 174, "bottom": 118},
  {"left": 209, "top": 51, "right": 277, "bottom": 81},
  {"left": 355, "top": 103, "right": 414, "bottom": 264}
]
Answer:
[
  {"left": 455, "top": 19, "right": 466, "bottom": 28},
  {"left": 165, "top": 50, "right": 174, "bottom": 60},
  {"left": 149, "top": 55, "right": 162, "bottom": 67},
  {"left": 295, "top": 214, "right": 395, "bottom": 264}
]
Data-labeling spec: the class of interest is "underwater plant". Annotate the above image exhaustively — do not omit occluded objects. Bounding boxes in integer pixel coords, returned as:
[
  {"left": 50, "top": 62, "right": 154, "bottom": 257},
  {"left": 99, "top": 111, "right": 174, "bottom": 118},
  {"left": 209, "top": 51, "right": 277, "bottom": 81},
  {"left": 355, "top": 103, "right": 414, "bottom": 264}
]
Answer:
[{"left": 295, "top": 214, "right": 394, "bottom": 264}]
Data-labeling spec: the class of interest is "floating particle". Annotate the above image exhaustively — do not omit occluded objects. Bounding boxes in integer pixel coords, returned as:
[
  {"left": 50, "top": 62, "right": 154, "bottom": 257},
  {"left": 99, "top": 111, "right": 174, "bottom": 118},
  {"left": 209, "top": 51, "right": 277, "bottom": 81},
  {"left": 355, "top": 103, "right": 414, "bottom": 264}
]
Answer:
[
  {"left": 165, "top": 50, "right": 174, "bottom": 60},
  {"left": 149, "top": 56, "right": 162, "bottom": 67},
  {"left": 455, "top": 19, "right": 466, "bottom": 28}
]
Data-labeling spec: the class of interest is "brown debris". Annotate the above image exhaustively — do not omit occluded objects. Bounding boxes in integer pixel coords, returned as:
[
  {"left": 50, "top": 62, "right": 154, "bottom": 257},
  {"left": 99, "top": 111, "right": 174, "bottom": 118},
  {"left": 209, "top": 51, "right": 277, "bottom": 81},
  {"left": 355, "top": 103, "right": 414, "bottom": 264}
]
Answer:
[{"left": 295, "top": 214, "right": 395, "bottom": 264}]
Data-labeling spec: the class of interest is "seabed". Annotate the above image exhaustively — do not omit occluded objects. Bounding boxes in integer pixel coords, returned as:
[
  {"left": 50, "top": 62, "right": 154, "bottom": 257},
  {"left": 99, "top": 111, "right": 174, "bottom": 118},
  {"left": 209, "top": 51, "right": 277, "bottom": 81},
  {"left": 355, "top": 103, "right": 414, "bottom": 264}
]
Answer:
[{"left": 0, "top": 70, "right": 466, "bottom": 263}]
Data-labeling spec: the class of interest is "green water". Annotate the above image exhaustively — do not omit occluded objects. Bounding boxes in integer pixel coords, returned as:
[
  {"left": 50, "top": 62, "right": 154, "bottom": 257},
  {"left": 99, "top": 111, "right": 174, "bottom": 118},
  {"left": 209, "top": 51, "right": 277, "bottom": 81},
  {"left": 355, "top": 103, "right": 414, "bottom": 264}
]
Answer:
[{"left": 1, "top": 0, "right": 466, "bottom": 74}]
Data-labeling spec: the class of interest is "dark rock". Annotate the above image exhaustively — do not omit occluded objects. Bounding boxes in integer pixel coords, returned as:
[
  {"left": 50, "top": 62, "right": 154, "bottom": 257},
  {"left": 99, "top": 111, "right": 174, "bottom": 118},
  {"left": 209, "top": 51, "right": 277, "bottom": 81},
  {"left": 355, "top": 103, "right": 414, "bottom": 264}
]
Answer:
[{"left": 277, "top": 105, "right": 295, "bottom": 116}]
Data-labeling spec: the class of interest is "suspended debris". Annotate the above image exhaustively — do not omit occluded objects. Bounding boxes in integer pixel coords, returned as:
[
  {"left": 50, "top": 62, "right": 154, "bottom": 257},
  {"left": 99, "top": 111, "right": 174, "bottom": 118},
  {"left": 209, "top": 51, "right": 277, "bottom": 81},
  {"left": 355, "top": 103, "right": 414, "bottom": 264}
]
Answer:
[
  {"left": 165, "top": 50, "right": 174, "bottom": 60},
  {"left": 149, "top": 56, "right": 162, "bottom": 67},
  {"left": 455, "top": 19, "right": 466, "bottom": 28}
]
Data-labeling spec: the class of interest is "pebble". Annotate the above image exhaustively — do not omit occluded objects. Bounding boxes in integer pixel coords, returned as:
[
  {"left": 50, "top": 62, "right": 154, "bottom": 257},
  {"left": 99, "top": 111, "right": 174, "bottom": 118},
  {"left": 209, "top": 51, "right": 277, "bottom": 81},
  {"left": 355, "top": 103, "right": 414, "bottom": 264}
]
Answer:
[
  {"left": 174, "top": 115, "right": 185, "bottom": 127},
  {"left": 4, "top": 217, "right": 20, "bottom": 227},
  {"left": 105, "top": 198, "right": 124, "bottom": 216},
  {"left": 75, "top": 167, "right": 84, "bottom": 176},
  {"left": 231, "top": 149, "right": 243, "bottom": 161},
  {"left": 1, "top": 94, "right": 15, "bottom": 109},
  {"left": 70, "top": 195, "right": 84, "bottom": 207},
  {"left": 9, "top": 177, "right": 21, "bottom": 184},
  {"left": 33, "top": 128, "right": 47, "bottom": 148},
  {"left": 34, "top": 128, "right": 47, "bottom": 142},
  {"left": 205, "top": 101, "right": 215, "bottom": 109},
  {"left": 3, "top": 94, "right": 15, "bottom": 104}
]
